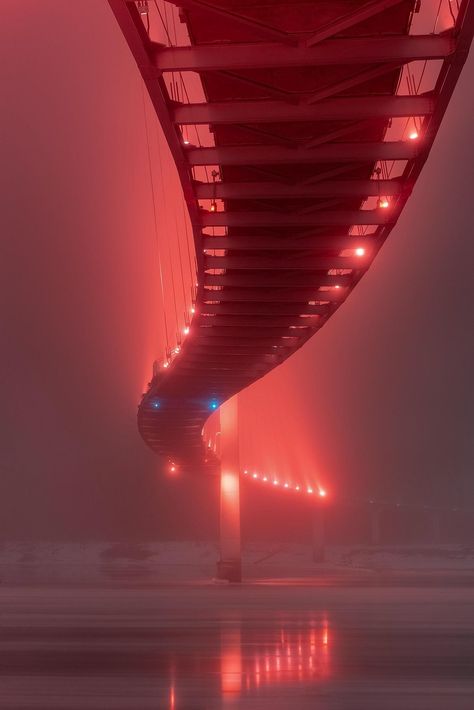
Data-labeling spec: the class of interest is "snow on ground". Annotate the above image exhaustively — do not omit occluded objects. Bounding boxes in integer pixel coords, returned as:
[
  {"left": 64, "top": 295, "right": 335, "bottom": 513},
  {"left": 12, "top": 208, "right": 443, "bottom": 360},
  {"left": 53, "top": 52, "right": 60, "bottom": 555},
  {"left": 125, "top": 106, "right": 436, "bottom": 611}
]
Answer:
[{"left": 0, "top": 541, "right": 473, "bottom": 585}]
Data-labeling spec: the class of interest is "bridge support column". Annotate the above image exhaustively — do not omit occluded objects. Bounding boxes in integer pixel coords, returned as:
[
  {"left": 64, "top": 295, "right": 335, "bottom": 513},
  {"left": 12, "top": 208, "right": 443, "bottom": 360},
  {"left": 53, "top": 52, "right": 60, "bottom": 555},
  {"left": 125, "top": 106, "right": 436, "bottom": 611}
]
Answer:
[
  {"left": 370, "top": 506, "right": 382, "bottom": 546},
  {"left": 216, "top": 395, "right": 241, "bottom": 583},
  {"left": 431, "top": 510, "right": 441, "bottom": 545},
  {"left": 312, "top": 506, "right": 325, "bottom": 563}
]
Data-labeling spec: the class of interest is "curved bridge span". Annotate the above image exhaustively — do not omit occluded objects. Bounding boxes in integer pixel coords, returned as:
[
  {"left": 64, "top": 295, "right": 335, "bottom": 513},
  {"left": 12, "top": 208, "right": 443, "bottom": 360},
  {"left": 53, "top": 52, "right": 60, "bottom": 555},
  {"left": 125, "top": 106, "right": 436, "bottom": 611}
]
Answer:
[{"left": 108, "top": 0, "right": 473, "bottom": 476}]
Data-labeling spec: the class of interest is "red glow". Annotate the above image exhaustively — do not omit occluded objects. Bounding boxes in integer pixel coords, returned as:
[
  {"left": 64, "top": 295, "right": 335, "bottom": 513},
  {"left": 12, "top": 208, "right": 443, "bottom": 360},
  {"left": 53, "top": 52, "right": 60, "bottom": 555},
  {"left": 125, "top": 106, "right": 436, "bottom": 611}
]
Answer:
[
  {"left": 408, "top": 130, "right": 419, "bottom": 140},
  {"left": 322, "top": 626, "right": 329, "bottom": 646},
  {"left": 221, "top": 625, "right": 242, "bottom": 697},
  {"left": 355, "top": 247, "right": 365, "bottom": 257},
  {"left": 221, "top": 649, "right": 242, "bottom": 695},
  {"left": 222, "top": 471, "right": 239, "bottom": 497},
  {"left": 243, "top": 469, "right": 330, "bottom": 502},
  {"left": 226, "top": 621, "right": 333, "bottom": 689},
  {"left": 378, "top": 198, "right": 389, "bottom": 209}
]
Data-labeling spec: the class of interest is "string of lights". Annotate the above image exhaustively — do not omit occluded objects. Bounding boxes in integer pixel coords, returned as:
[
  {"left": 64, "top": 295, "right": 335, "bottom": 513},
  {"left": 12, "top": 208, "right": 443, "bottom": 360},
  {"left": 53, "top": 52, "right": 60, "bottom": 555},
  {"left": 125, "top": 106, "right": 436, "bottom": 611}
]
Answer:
[
  {"left": 243, "top": 470, "right": 326, "bottom": 499},
  {"left": 240, "top": 469, "right": 473, "bottom": 514}
]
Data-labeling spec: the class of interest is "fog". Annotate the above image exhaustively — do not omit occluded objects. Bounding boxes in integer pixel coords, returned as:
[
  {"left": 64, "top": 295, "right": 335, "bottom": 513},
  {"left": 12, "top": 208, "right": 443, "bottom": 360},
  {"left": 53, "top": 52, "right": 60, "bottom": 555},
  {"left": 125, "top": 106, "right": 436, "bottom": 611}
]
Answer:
[{"left": 1, "top": 0, "right": 473, "bottom": 541}]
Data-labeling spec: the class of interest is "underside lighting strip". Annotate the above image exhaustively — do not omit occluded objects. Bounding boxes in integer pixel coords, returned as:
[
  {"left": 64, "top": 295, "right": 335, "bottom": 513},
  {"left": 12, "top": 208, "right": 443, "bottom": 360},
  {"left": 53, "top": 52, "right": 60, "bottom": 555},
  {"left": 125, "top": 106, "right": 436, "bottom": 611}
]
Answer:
[{"left": 242, "top": 469, "right": 326, "bottom": 498}]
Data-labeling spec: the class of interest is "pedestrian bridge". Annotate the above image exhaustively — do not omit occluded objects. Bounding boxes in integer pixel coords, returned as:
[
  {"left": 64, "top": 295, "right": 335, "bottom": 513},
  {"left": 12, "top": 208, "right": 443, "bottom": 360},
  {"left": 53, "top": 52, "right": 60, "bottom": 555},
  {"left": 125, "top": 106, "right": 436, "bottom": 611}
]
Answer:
[{"left": 108, "top": 0, "right": 473, "bottom": 481}]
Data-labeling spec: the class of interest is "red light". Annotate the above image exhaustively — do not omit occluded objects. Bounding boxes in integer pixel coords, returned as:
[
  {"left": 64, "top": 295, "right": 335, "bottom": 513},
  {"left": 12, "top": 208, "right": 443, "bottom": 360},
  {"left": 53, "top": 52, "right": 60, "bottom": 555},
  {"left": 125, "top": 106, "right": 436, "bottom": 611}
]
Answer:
[
  {"left": 183, "top": 326, "right": 190, "bottom": 335},
  {"left": 378, "top": 198, "right": 389, "bottom": 209},
  {"left": 263, "top": 476, "right": 268, "bottom": 482},
  {"left": 222, "top": 472, "right": 239, "bottom": 497},
  {"left": 355, "top": 247, "right": 365, "bottom": 257},
  {"left": 295, "top": 485, "right": 300, "bottom": 491},
  {"left": 307, "top": 487, "right": 313, "bottom": 494},
  {"left": 273, "top": 480, "right": 279, "bottom": 486},
  {"left": 284, "top": 483, "right": 289, "bottom": 488},
  {"left": 221, "top": 649, "right": 242, "bottom": 695},
  {"left": 408, "top": 130, "right": 419, "bottom": 140},
  {"left": 210, "top": 202, "right": 217, "bottom": 212},
  {"left": 319, "top": 489, "right": 326, "bottom": 498},
  {"left": 253, "top": 473, "right": 258, "bottom": 479},
  {"left": 162, "top": 361, "right": 169, "bottom": 368}
]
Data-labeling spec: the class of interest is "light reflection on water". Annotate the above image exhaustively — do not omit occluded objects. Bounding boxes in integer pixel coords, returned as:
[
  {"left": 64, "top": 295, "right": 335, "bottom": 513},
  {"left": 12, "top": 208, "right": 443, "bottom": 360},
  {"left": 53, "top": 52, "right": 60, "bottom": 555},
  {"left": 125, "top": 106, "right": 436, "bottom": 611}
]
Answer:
[
  {"left": 1, "top": 585, "right": 471, "bottom": 709},
  {"left": 220, "top": 618, "right": 331, "bottom": 699},
  {"left": 166, "top": 615, "right": 332, "bottom": 708}
]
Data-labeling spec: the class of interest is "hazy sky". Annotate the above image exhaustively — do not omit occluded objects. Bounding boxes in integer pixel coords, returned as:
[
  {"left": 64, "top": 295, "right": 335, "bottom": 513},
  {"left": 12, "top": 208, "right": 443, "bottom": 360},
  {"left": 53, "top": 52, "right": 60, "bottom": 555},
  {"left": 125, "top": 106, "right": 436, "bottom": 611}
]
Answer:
[{"left": 1, "top": 1, "right": 473, "bottom": 540}]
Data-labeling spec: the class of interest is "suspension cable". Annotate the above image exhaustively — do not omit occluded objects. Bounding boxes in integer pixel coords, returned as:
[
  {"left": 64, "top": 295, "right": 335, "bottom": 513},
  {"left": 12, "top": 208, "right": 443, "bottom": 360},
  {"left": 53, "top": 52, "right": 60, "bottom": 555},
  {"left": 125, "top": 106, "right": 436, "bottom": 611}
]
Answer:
[
  {"left": 174, "top": 208, "right": 188, "bottom": 321},
  {"left": 141, "top": 84, "right": 170, "bottom": 354},
  {"left": 155, "top": 118, "right": 180, "bottom": 339},
  {"left": 182, "top": 197, "right": 195, "bottom": 293}
]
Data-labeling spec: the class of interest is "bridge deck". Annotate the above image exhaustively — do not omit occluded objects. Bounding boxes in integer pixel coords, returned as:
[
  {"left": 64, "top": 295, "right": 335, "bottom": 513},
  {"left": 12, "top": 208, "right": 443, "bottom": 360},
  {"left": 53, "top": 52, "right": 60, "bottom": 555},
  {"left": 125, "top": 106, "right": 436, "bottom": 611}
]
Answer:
[{"left": 107, "top": 0, "right": 474, "bottom": 473}]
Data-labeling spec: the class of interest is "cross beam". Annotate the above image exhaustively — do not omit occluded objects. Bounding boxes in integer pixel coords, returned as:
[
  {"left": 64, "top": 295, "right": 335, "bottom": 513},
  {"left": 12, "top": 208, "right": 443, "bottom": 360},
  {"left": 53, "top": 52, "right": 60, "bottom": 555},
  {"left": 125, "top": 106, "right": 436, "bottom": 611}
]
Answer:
[
  {"left": 152, "top": 35, "right": 454, "bottom": 71},
  {"left": 196, "top": 314, "right": 320, "bottom": 327},
  {"left": 202, "top": 235, "right": 375, "bottom": 251},
  {"left": 187, "top": 143, "right": 417, "bottom": 166},
  {"left": 182, "top": 351, "right": 278, "bottom": 363},
  {"left": 204, "top": 255, "right": 364, "bottom": 270},
  {"left": 195, "top": 179, "right": 402, "bottom": 200},
  {"left": 203, "top": 274, "right": 352, "bottom": 289},
  {"left": 200, "top": 302, "right": 331, "bottom": 315},
  {"left": 204, "top": 291, "right": 350, "bottom": 305},
  {"left": 201, "top": 210, "right": 391, "bottom": 227},
  {"left": 199, "top": 326, "right": 311, "bottom": 338},
  {"left": 174, "top": 96, "right": 434, "bottom": 125},
  {"left": 195, "top": 335, "right": 299, "bottom": 347}
]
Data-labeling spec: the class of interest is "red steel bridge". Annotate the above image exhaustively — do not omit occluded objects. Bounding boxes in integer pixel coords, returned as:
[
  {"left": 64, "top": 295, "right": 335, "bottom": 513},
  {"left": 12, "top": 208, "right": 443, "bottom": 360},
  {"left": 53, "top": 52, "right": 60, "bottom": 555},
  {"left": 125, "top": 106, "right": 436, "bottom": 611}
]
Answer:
[{"left": 108, "top": 0, "right": 473, "bottom": 577}]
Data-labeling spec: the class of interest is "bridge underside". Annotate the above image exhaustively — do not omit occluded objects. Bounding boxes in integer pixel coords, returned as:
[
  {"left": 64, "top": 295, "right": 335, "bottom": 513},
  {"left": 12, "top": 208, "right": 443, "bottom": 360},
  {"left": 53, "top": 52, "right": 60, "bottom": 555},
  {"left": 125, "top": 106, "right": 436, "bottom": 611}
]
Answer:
[{"left": 108, "top": 0, "right": 474, "bottom": 474}]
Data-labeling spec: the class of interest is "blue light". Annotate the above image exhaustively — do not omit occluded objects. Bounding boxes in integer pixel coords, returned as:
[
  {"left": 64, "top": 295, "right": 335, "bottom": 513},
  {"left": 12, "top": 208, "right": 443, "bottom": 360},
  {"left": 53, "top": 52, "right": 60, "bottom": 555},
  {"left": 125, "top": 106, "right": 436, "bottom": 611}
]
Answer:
[
  {"left": 151, "top": 399, "right": 160, "bottom": 410},
  {"left": 209, "top": 399, "right": 219, "bottom": 411}
]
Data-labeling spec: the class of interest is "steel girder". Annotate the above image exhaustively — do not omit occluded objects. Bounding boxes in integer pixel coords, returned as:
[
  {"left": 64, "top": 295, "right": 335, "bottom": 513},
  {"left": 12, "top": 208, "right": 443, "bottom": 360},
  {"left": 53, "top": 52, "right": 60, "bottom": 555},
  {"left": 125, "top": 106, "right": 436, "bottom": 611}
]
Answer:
[
  {"left": 153, "top": 35, "right": 455, "bottom": 72},
  {"left": 173, "top": 96, "right": 434, "bottom": 125},
  {"left": 195, "top": 179, "right": 403, "bottom": 200},
  {"left": 107, "top": 0, "right": 474, "bottom": 473},
  {"left": 186, "top": 143, "right": 419, "bottom": 165}
]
